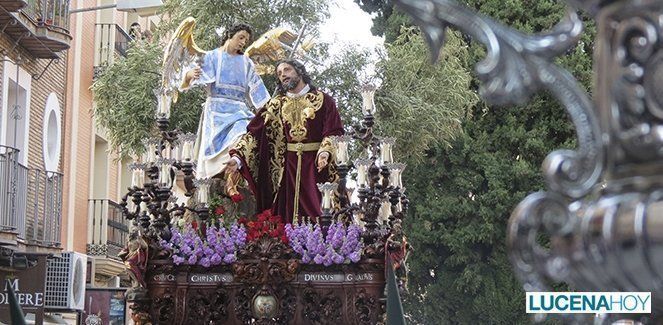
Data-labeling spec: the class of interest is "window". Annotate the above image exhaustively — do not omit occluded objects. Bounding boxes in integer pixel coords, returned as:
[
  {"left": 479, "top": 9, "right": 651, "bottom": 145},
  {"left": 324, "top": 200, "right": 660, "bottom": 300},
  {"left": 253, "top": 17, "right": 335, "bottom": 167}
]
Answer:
[
  {"left": 1, "top": 58, "right": 32, "bottom": 166},
  {"left": 42, "top": 93, "right": 62, "bottom": 171}
]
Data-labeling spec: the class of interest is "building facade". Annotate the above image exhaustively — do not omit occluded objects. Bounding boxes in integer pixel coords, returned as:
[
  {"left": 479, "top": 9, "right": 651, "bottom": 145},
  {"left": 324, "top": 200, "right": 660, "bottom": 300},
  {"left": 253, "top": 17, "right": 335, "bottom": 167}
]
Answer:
[
  {"left": 1, "top": 0, "right": 160, "bottom": 323},
  {"left": 63, "top": 1, "right": 160, "bottom": 323},
  {"left": 64, "top": 0, "right": 160, "bottom": 289},
  {"left": 0, "top": 0, "right": 72, "bottom": 323}
]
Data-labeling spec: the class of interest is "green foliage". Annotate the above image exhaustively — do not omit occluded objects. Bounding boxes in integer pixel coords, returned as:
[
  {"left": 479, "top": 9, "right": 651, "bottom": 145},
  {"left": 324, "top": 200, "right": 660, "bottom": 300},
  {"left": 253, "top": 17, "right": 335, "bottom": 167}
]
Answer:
[
  {"left": 313, "top": 46, "right": 372, "bottom": 125},
  {"left": 354, "top": 0, "right": 409, "bottom": 42},
  {"left": 357, "top": 0, "right": 596, "bottom": 323},
  {"left": 91, "top": 42, "right": 163, "bottom": 156},
  {"left": 375, "top": 27, "right": 478, "bottom": 162}
]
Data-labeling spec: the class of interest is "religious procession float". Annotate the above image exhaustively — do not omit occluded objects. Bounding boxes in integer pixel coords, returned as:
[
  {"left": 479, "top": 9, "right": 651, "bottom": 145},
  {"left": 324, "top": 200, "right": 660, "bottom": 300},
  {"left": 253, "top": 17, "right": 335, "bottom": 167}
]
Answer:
[{"left": 118, "top": 17, "right": 409, "bottom": 325}]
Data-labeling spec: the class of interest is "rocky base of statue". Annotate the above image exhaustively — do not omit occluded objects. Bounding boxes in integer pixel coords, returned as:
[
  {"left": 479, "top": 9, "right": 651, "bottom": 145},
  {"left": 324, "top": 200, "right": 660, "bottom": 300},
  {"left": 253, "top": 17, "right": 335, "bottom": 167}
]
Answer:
[{"left": 181, "top": 177, "right": 255, "bottom": 225}]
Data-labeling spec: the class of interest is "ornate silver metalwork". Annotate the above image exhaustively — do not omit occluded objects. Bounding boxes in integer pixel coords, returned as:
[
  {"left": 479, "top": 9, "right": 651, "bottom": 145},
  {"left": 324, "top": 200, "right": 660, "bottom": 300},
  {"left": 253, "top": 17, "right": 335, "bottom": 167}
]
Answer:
[{"left": 395, "top": 0, "right": 663, "bottom": 322}]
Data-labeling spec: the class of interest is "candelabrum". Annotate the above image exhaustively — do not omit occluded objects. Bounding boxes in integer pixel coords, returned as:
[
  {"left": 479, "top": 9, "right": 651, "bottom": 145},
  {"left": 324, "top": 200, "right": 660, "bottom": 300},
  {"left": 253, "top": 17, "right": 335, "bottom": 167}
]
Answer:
[
  {"left": 119, "top": 87, "right": 207, "bottom": 243},
  {"left": 322, "top": 83, "right": 409, "bottom": 258},
  {"left": 395, "top": 0, "right": 663, "bottom": 323}
]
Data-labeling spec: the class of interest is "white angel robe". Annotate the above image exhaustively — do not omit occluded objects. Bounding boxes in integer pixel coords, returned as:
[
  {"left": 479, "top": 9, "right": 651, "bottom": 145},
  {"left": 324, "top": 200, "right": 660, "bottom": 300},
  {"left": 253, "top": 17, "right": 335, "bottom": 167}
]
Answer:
[{"left": 187, "top": 48, "right": 270, "bottom": 178}]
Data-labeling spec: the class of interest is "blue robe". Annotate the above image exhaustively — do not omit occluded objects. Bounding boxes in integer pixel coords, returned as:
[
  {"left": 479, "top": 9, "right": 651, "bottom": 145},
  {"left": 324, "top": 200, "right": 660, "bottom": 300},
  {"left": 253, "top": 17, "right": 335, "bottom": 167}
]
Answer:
[{"left": 190, "top": 48, "right": 270, "bottom": 178}]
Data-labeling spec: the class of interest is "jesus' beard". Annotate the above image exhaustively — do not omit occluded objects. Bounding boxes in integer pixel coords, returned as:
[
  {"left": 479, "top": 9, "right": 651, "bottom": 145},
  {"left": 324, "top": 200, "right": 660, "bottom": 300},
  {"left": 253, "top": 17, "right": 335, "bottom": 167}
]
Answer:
[{"left": 282, "top": 76, "right": 302, "bottom": 92}]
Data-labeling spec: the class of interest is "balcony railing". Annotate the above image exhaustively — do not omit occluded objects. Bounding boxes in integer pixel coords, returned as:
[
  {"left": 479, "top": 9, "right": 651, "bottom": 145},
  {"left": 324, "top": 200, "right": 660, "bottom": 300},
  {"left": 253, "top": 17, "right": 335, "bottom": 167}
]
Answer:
[
  {"left": 0, "top": 145, "right": 63, "bottom": 247},
  {"left": 93, "top": 23, "right": 131, "bottom": 80},
  {"left": 23, "top": 0, "right": 70, "bottom": 33},
  {"left": 0, "top": 146, "right": 26, "bottom": 237},
  {"left": 87, "top": 199, "right": 129, "bottom": 259},
  {"left": 0, "top": 0, "right": 72, "bottom": 58},
  {"left": 0, "top": 1, "right": 29, "bottom": 12}
]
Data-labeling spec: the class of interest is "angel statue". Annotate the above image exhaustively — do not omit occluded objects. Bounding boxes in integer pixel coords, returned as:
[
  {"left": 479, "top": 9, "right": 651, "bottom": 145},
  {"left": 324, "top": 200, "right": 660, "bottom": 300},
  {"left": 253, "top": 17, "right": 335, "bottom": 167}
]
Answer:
[{"left": 162, "top": 18, "right": 270, "bottom": 180}]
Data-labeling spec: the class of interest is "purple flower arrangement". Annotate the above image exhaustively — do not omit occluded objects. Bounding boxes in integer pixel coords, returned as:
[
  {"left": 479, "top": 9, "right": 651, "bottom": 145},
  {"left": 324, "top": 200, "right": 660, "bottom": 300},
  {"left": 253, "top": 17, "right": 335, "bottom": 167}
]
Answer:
[
  {"left": 160, "top": 222, "right": 247, "bottom": 267},
  {"left": 285, "top": 221, "right": 363, "bottom": 266}
]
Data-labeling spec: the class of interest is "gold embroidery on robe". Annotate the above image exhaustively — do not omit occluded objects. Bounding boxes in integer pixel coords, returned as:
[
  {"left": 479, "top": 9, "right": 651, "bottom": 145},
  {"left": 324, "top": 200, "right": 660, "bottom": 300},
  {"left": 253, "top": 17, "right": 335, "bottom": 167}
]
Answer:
[
  {"left": 264, "top": 98, "right": 286, "bottom": 197},
  {"left": 318, "top": 136, "right": 336, "bottom": 162},
  {"left": 280, "top": 92, "right": 324, "bottom": 142},
  {"left": 233, "top": 133, "right": 259, "bottom": 183}
]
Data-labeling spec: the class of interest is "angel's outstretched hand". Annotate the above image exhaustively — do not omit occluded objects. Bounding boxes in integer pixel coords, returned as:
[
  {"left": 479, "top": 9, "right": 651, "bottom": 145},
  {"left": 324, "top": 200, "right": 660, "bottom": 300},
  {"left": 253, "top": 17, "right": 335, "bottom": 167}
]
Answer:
[{"left": 187, "top": 67, "right": 202, "bottom": 81}]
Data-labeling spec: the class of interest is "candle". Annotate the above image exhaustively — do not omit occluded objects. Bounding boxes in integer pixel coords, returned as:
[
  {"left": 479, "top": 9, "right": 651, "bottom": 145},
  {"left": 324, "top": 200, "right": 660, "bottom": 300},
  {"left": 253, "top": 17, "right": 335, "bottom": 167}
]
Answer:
[
  {"left": 181, "top": 133, "right": 196, "bottom": 161},
  {"left": 140, "top": 201, "right": 148, "bottom": 213},
  {"left": 158, "top": 159, "right": 173, "bottom": 187},
  {"left": 355, "top": 159, "right": 372, "bottom": 187},
  {"left": 379, "top": 199, "right": 391, "bottom": 223},
  {"left": 387, "top": 163, "right": 406, "bottom": 188},
  {"left": 131, "top": 167, "right": 141, "bottom": 188},
  {"left": 163, "top": 142, "right": 172, "bottom": 160},
  {"left": 143, "top": 139, "right": 158, "bottom": 164},
  {"left": 155, "top": 88, "right": 172, "bottom": 119},
  {"left": 182, "top": 142, "right": 192, "bottom": 160},
  {"left": 199, "top": 185, "right": 208, "bottom": 204},
  {"left": 317, "top": 182, "right": 338, "bottom": 210},
  {"left": 335, "top": 135, "right": 351, "bottom": 165},
  {"left": 195, "top": 178, "right": 211, "bottom": 204},
  {"left": 360, "top": 83, "right": 377, "bottom": 116},
  {"left": 338, "top": 143, "right": 348, "bottom": 164},
  {"left": 171, "top": 141, "right": 180, "bottom": 161},
  {"left": 380, "top": 137, "right": 396, "bottom": 164},
  {"left": 129, "top": 164, "right": 138, "bottom": 187},
  {"left": 129, "top": 163, "right": 145, "bottom": 188}
]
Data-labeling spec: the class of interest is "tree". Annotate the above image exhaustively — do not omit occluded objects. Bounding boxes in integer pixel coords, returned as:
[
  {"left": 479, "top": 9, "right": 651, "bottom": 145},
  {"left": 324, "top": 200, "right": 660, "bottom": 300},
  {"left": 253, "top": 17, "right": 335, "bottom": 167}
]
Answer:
[
  {"left": 354, "top": 0, "right": 409, "bottom": 43},
  {"left": 374, "top": 27, "right": 478, "bottom": 162},
  {"left": 358, "top": 0, "right": 596, "bottom": 323}
]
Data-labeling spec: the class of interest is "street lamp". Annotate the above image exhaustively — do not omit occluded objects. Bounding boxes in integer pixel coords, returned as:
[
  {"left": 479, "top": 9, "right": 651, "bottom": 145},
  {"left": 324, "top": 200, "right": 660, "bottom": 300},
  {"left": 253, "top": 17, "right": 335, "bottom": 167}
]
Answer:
[
  {"left": 69, "top": 0, "right": 163, "bottom": 15},
  {"left": 116, "top": 0, "right": 163, "bottom": 16}
]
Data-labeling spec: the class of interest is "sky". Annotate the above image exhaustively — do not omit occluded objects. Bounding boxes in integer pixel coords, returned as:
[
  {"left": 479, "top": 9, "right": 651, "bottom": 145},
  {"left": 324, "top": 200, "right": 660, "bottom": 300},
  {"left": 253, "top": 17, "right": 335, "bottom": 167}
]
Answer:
[{"left": 318, "top": 0, "right": 384, "bottom": 53}]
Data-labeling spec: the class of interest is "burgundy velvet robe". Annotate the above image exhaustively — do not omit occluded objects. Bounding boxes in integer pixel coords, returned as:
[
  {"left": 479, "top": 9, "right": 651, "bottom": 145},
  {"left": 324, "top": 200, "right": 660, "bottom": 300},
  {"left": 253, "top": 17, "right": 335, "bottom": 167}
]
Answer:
[{"left": 230, "top": 89, "right": 344, "bottom": 223}]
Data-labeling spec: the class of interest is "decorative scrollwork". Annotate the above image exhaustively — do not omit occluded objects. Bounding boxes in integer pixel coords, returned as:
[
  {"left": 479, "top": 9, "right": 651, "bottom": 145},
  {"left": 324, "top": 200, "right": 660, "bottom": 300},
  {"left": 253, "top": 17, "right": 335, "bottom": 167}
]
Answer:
[
  {"left": 274, "top": 286, "right": 297, "bottom": 324},
  {"left": 149, "top": 263, "right": 176, "bottom": 275},
  {"left": 233, "top": 262, "right": 265, "bottom": 284},
  {"left": 607, "top": 12, "right": 663, "bottom": 165},
  {"left": 354, "top": 288, "right": 378, "bottom": 325},
  {"left": 233, "top": 237, "right": 299, "bottom": 285},
  {"left": 153, "top": 290, "right": 175, "bottom": 324},
  {"left": 302, "top": 288, "right": 343, "bottom": 324},
  {"left": 394, "top": 0, "right": 603, "bottom": 199},
  {"left": 267, "top": 259, "right": 299, "bottom": 283},
  {"left": 234, "top": 287, "right": 256, "bottom": 324},
  {"left": 210, "top": 288, "right": 230, "bottom": 322},
  {"left": 507, "top": 191, "right": 575, "bottom": 291},
  {"left": 186, "top": 291, "right": 212, "bottom": 324},
  {"left": 233, "top": 258, "right": 297, "bottom": 284},
  {"left": 237, "top": 236, "right": 294, "bottom": 260}
]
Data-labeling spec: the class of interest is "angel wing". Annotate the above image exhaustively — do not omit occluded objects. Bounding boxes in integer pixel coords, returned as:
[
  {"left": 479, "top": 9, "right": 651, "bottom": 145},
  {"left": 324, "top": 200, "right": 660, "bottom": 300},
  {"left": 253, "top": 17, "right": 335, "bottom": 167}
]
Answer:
[
  {"left": 161, "top": 17, "right": 206, "bottom": 104},
  {"left": 245, "top": 27, "right": 316, "bottom": 75}
]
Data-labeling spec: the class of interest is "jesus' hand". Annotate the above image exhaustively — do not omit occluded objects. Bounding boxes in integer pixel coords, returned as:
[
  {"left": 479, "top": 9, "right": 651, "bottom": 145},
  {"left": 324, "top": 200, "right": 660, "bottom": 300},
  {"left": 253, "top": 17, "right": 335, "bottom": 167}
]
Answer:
[{"left": 317, "top": 152, "right": 330, "bottom": 172}]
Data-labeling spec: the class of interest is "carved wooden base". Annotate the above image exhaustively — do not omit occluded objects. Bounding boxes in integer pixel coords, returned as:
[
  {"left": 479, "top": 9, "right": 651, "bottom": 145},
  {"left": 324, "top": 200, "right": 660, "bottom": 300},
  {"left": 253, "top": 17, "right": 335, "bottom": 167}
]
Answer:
[{"left": 138, "top": 259, "right": 386, "bottom": 324}]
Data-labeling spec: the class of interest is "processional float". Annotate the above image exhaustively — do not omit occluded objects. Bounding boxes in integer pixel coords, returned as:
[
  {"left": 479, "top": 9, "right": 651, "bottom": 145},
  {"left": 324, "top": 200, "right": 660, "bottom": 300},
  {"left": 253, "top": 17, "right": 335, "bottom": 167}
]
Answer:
[
  {"left": 394, "top": 0, "right": 663, "bottom": 323},
  {"left": 119, "top": 18, "right": 409, "bottom": 324}
]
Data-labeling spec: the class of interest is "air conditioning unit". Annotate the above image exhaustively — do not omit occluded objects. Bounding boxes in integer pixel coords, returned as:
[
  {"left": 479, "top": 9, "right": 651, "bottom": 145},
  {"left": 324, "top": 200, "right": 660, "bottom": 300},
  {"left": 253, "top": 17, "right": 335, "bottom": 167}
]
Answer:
[{"left": 45, "top": 252, "right": 88, "bottom": 311}]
